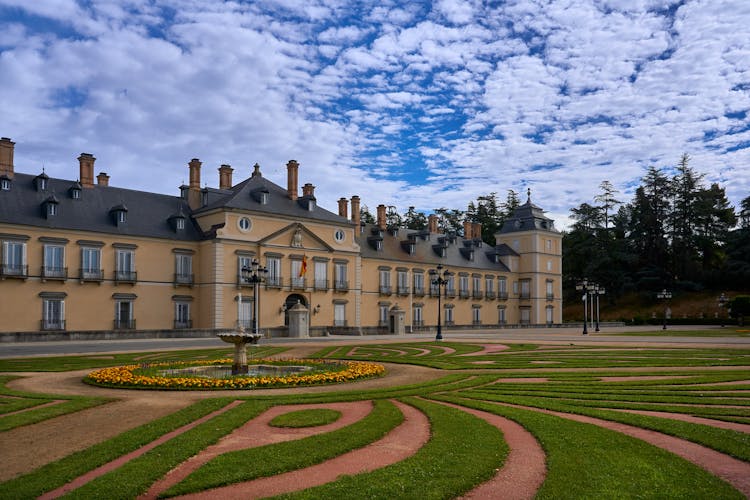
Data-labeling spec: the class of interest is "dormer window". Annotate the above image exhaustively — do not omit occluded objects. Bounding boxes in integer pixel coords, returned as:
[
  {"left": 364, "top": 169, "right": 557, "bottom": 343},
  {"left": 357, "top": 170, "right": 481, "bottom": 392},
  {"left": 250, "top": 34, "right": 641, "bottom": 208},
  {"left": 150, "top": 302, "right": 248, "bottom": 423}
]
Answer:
[
  {"left": 176, "top": 218, "right": 185, "bottom": 230},
  {"left": 42, "top": 194, "right": 59, "bottom": 219},
  {"left": 69, "top": 182, "right": 82, "bottom": 199},
  {"left": 0, "top": 176, "right": 10, "bottom": 191},
  {"left": 35, "top": 172, "right": 49, "bottom": 191},
  {"left": 179, "top": 185, "right": 189, "bottom": 199},
  {"left": 201, "top": 188, "right": 209, "bottom": 206},
  {"left": 110, "top": 204, "right": 128, "bottom": 226}
]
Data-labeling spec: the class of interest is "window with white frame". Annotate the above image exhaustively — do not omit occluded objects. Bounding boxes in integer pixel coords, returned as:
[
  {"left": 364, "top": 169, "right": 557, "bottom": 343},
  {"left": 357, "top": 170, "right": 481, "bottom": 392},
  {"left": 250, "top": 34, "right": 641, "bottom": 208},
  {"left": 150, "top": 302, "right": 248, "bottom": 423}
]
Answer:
[
  {"left": 459, "top": 275, "right": 469, "bottom": 297},
  {"left": 444, "top": 306, "right": 454, "bottom": 325},
  {"left": 546, "top": 280, "right": 554, "bottom": 299},
  {"left": 81, "top": 247, "right": 101, "bottom": 280},
  {"left": 334, "top": 261, "right": 348, "bottom": 290},
  {"left": 546, "top": 239, "right": 552, "bottom": 251},
  {"left": 520, "top": 279, "right": 531, "bottom": 299},
  {"left": 175, "top": 253, "right": 193, "bottom": 284},
  {"left": 413, "top": 304, "right": 423, "bottom": 326},
  {"left": 238, "top": 296, "right": 253, "bottom": 329},
  {"left": 472, "top": 275, "right": 482, "bottom": 297},
  {"left": 238, "top": 255, "right": 253, "bottom": 283},
  {"left": 115, "top": 249, "right": 135, "bottom": 281},
  {"left": 314, "top": 260, "right": 328, "bottom": 289},
  {"left": 1, "top": 239, "right": 27, "bottom": 276},
  {"left": 397, "top": 270, "right": 409, "bottom": 294},
  {"left": 472, "top": 306, "right": 481, "bottom": 324},
  {"left": 546, "top": 305, "right": 554, "bottom": 324},
  {"left": 115, "top": 299, "right": 134, "bottom": 329},
  {"left": 266, "top": 256, "right": 281, "bottom": 287},
  {"left": 499, "top": 277, "right": 508, "bottom": 298},
  {"left": 446, "top": 274, "right": 455, "bottom": 295},
  {"left": 174, "top": 301, "right": 191, "bottom": 328},
  {"left": 413, "top": 272, "right": 424, "bottom": 295},
  {"left": 43, "top": 244, "right": 66, "bottom": 279},
  {"left": 334, "top": 302, "right": 346, "bottom": 326},
  {"left": 42, "top": 296, "right": 65, "bottom": 330},
  {"left": 498, "top": 307, "right": 507, "bottom": 324},
  {"left": 520, "top": 307, "right": 531, "bottom": 325},
  {"left": 379, "top": 304, "right": 389, "bottom": 326},
  {"left": 291, "top": 259, "right": 304, "bottom": 288},
  {"left": 485, "top": 276, "right": 495, "bottom": 297},
  {"left": 379, "top": 269, "right": 391, "bottom": 294}
]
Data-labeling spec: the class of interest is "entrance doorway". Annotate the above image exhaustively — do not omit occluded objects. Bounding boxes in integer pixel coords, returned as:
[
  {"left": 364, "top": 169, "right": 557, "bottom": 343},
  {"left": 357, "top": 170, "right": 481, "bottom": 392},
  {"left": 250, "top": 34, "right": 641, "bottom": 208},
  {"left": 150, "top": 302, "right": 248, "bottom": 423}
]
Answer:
[{"left": 283, "top": 294, "right": 307, "bottom": 326}]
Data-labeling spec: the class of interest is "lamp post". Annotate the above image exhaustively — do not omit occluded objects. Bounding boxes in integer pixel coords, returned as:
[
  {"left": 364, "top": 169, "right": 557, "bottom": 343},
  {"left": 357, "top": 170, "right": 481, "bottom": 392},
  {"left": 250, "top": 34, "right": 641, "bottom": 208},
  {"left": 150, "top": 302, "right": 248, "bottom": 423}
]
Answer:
[
  {"left": 575, "top": 279, "right": 589, "bottom": 335},
  {"left": 718, "top": 293, "right": 728, "bottom": 328},
  {"left": 241, "top": 259, "right": 268, "bottom": 335},
  {"left": 595, "top": 285, "right": 605, "bottom": 332},
  {"left": 429, "top": 264, "right": 452, "bottom": 341},
  {"left": 657, "top": 289, "right": 672, "bottom": 330}
]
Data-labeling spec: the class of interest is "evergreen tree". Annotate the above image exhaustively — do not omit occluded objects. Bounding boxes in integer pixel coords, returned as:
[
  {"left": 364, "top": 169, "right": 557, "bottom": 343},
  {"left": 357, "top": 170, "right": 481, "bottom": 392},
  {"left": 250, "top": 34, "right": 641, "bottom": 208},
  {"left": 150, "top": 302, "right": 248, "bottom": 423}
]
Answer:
[
  {"left": 594, "top": 180, "right": 621, "bottom": 231},
  {"left": 360, "top": 205, "right": 376, "bottom": 225},
  {"left": 403, "top": 206, "right": 427, "bottom": 230},
  {"left": 433, "top": 207, "right": 464, "bottom": 235}
]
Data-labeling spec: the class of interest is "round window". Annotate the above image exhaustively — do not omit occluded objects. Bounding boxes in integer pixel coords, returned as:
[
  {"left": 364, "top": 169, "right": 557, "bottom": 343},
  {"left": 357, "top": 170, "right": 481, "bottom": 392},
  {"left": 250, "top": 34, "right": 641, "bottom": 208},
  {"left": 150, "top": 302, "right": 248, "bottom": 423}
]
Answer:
[
  {"left": 238, "top": 217, "right": 252, "bottom": 232},
  {"left": 334, "top": 229, "right": 345, "bottom": 242}
]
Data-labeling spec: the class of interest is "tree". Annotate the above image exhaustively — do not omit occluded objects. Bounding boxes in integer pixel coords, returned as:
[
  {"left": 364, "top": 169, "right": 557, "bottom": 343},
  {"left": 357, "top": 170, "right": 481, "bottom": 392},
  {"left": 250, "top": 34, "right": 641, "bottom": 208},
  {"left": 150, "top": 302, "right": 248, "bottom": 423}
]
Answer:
[
  {"left": 670, "top": 153, "right": 705, "bottom": 280},
  {"left": 403, "top": 206, "right": 427, "bottom": 230},
  {"left": 693, "top": 183, "right": 736, "bottom": 273},
  {"left": 386, "top": 205, "right": 402, "bottom": 229},
  {"left": 594, "top": 180, "right": 621, "bottom": 231},
  {"left": 728, "top": 295, "right": 750, "bottom": 326},
  {"left": 433, "top": 207, "right": 464, "bottom": 235},
  {"left": 360, "top": 205, "right": 375, "bottom": 225},
  {"left": 739, "top": 195, "right": 750, "bottom": 229}
]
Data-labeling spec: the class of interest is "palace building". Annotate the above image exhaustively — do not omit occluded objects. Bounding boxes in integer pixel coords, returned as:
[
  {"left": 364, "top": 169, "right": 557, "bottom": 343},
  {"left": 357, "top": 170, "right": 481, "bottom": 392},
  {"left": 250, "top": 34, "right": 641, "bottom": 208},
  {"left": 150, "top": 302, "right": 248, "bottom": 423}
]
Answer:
[{"left": 0, "top": 137, "right": 562, "bottom": 337}]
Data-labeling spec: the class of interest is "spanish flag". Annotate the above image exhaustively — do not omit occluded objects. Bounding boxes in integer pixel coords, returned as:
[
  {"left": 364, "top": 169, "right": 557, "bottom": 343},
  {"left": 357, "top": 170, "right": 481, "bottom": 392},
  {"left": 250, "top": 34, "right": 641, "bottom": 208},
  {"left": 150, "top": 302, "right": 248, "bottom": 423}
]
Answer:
[{"left": 299, "top": 255, "right": 307, "bottom": 277}]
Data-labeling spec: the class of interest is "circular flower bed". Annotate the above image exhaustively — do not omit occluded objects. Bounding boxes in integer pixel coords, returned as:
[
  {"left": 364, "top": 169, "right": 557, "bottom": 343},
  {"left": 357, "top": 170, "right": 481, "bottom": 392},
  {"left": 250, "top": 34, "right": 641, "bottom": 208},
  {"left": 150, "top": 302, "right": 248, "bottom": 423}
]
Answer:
[{"left": 84, "top": 358, "right": 385, "bottom": 390}]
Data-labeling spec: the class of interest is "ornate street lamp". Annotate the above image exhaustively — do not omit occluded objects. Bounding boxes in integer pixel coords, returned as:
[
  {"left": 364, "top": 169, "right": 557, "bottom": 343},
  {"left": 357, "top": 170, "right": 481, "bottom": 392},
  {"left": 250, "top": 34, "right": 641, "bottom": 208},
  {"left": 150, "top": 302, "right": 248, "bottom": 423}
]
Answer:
[
  {"left": 595, "top": 285, "right": 605, "bottom": 332},
  {"left": 657, "top": 289, "right": 672, "bottom": 330},
  {"left": 429, "top": 264, "right": 452, "bottom": 341},
  {"left": 241, "top": 259, "right": 268, "bottom": 335},
  {"left": 718, "top": 293, "right": 728, "bottom": 328},
  {"left": 575, "top": 279, "right": 589, "bottom": 335}
]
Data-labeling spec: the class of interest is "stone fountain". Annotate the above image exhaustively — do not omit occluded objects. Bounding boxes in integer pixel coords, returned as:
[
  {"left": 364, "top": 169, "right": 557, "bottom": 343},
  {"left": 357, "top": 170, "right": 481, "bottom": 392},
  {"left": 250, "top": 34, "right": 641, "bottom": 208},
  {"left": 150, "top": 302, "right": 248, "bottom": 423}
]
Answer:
[{"left": 217, "top": 325, "right": 262, "bottom": 375}]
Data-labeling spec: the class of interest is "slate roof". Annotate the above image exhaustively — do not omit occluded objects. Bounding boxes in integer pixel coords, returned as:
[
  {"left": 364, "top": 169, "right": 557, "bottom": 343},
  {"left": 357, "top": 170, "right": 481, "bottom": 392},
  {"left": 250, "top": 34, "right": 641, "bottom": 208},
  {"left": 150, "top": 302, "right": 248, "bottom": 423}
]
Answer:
[
  {"left": 0, "top": 173, "right": 202, "bottom": 241},
  {"left": 357, "top": 225, "right": 511, "bottom": 273},
  {"left": 498, "top": 194, "right": 558, "bottom": 234},
  {"left": 193, "top": 169, "right": 350, "bottom": 225}
]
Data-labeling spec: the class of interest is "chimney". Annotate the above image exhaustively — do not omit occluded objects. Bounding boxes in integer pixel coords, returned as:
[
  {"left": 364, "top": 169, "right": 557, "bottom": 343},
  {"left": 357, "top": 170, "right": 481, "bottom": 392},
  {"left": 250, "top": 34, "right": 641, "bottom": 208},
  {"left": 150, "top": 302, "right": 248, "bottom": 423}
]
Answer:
[
  {"left": 338, "top": 197, "right": 348, "bottom": 218},
  {"left": 286, "top": 160, "right": 299, "bottom": 200},
  {"left": 97, "top": 172, "right": 110, "bottom": 186},
  {"left": 0, "top": 137, "right": 14, "bottom": 179},
  {"left": 351, "top": 195, "right": 361, "bottom": 229},
  {"left": 188, "top": 158, "right": 202, "bottom": 209},
  {"left": 428, "top": 214, "right": 439, "bottom": 233},
  {"left": 376, "top": 204, "right": 387, "bottom": 231},
  {"left": 78, "top": 153, "right": 95, "bottom": 188},
  {"left": 218, "top": 164, "right": 233, "bottom": 190},
  {"left": 473, "top": 222, "right": 482, "bottom": 240},
  {"left": 302, "top": 182, "right": 315, "bottom": 197},
  {"left": 463, "top": 220, "right": 472, "bottom": 239}
]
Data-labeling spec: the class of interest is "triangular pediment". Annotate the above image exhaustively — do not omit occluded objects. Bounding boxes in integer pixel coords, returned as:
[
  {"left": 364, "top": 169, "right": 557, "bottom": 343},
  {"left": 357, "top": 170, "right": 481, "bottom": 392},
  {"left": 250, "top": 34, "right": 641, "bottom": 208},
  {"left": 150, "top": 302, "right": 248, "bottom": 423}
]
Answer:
[{"left": 258, "top": 222, "right": 333, "bottom": 252}]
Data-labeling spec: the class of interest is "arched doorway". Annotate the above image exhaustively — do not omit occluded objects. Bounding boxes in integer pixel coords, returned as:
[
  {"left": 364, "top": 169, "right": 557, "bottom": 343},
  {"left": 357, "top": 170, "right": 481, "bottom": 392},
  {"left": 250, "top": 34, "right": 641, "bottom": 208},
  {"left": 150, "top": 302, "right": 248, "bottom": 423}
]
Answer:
[{"left": 283, "top": 294, "right": 307, "bottom": 326}]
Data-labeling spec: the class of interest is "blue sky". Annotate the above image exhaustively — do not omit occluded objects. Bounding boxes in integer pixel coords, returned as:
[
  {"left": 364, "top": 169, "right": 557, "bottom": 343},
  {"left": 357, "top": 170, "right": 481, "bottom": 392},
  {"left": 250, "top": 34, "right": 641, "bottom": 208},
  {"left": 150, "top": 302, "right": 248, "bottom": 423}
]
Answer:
[{"left": 1, "top": 0, "right": 748, "bottom": 229}]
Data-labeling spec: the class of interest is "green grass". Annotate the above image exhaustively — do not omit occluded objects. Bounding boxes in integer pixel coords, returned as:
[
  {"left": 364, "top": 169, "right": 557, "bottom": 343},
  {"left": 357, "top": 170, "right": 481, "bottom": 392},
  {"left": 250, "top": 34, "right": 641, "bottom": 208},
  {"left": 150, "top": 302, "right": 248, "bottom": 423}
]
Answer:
[
  {"left": 269, "top": 408, "right": 341, "bottom": 428},
  {"left": 272, "top": 397, "right": 507, "bottom": 500},
  {"left": 605, "top": 329, "right": 750, "bottom": 337}
]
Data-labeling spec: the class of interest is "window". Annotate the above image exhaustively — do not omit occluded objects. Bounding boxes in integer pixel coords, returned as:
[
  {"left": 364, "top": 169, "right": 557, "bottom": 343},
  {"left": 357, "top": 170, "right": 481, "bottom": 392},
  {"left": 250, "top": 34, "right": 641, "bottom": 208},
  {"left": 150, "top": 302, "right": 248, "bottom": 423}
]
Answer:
[
  {"left": 429, "top": 275, "right": 439, "bottom": 297},
  {"left": 472, "top": 307, "right": 481, "bottom": 325},
  {"left": 175, "top": 301, "right": 191, "bottom": 329},
  {"left": 513, "top": 281, "right": 519, "bottom": 295},
  {"left": 238, "top": 217, "right": 252, "bottom": 232},
  {"left": 413, "top": 305, "right": 423, "bottom": 327},
  {"left": 117, "top": 210, "right": 126, "bottom": 223},
  {"left": 238, "top": 296, "right": 253, "bottom": 329},
  {"left": 175, "top": 254, "right": 193, "bottom": 285},
  {"left": 43, "top": 245, "right": 66, "bottom": 279},
  {"left": 379, "top": 304, "right": 389, "bottom": 326},
  {"left": 115, "top": 249, "right": 136, "bottom": 282},
  {"left": 520, "top": 279, "right": 531, "bottom": 299},
  {"left": 291, "top": 259, "right": 305, "bottom": 288},
  {"left": 546, "top": 280, "right": 554, "bottom": 299},
  {"left": 446, "top": 275, "right": 456, "bottom": 296},
  {"left": 115, "top": 300, "right": 134, "bottom": 329},
  {"left": 547, "top": 259, "right": 552, "bottom": 271},
  {"left": 397, "top": 270, "right": 409, "bottom": 295},
  {"left": 520, "top": 307, "right": 531, "bottom": 325},
  {"left": 0, "top": 178, "right": 10, "bottom": 190},
  {"left": 238, "top": 255, "right": 253, "bottom": 284},
  {"left": 334, "top": 303, "right": 346, "bottom": 326},
  {"left": 176, "top": 218, "right": 185, "bottom": 230},
  {"left": 1, "top": 240, "right": 26, "bottom": 277},
  {"left": 42, "top": 297, "right": 65, "bottom": 330},
  {"left": 472, "top": 276, "right": 482, "bottom": 298},
  {"left": 498, "top": 307, "right": 507, "bottom": 325},
  {"left": 334, "top": 229, "right": 345, "bottom": 242},
  {"left": 71, "top": 188, "right": 80, "bottom": 199},
  {"left": 266, "top": 256, "right": 282, "bottom": 287},
  {"left": 498, "top": 277, "right": 508, "bottom": 299},
  {"left": 459, "top": 275, "right": 469, "bottom": 298},
  {"left": 444, "top": 306, "right": 454, "bottom": 326},
  {"left": 334, "top": 261, "right": 348, "bottom": 290},
  {"left": 546, "top": 239, "right": 552, "bottom": 251},
  {"left": 314, "top": 261, "right": 328, "bottom": 290},
  {"left": 379, "top": 269, "right": 391, "bottom": 295},
  {"left": 485, "top": 277, "right": 495, "bottom": 298},
  {"left": 413, "top": 272, "right": 424, "bottom": 296},
  {"left": 47, "top": 203, "right": 57, "bottom": 217},
  {"left": 81, "top": 247, "right": 102, "bottom": 280},
  {"left": 546, "top": 305, "right": 554, "bottom": 325}
]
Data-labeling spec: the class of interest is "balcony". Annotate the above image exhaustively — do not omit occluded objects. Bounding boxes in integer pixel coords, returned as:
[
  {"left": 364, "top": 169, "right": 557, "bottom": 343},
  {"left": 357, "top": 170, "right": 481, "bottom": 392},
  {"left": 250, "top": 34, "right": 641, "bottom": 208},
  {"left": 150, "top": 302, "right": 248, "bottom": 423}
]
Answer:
[
  {"left": 265, "top": 276, "right": 283, "bottom": 289},
  {"left": 174, "top": 320, "right": 193, "bottom": 329},
  {"left": 378, "top": 320, "right": 388, "bottom": 327},
  {"left": 41, "top": 319, "right": 65, "bottom": 331},
  {"left": 473, "top": 320, "right": 482, "bottom": 325},
  {"left": 520, "top": 292, "right": 531, "bottom": 300},
  {"left": 445, "top": 288, "right": 457, "bottom": 298},
  {"left": 41, "top": 266, "right": 68, "bottom": 281},
  {"left": 546, "top": 293, "right": 555, "bottom": 300},
  {"left": 334, "top": 280, "right": 349, "bottom": 292},
  {"left": 290, "top": 277, "right": 306, "bottom": 290},
  {"left": 80, "top": 268, "right": 104, "bottom": 282},
  {"left": 379, "top": 285, "right": 392, "bottom": 296},
  {"left": 459, "top": 290, "right": 469, "bottom": 299},
  {"left": 413, "top": 286, "right": 425, "bottom": 297},
  {"left": 485, "top": 291, "right": 496, "bottom": 299},
  {"left": 397, "top": 285, "right": 410, "bottom": 296},
  {"left": 473, "top": 291, "right": 483, "bottom": 300},
  {"left": 114, "top": 319, "right": 136, "bottom": 330},
  {"left": 0, "top": 264, "right": 28, "bottom": 279},
  {"left": 314, "top": 279, "right": 328, "bottom": 291},
  {"left": 498, "top": 292, "right": 509, "bottom": 300},
  {"left": 333, "top": 319, "right": 348, "bottom": 327},
  {"left": 114, "top": 270, "right": 137, "bottom": 284},
  {"left": 445, "top": 320, "right": 455, "bottom": 326},
  {"left": 429, "top": 288, "right": 440, "bottom": 298},
  {"left": 413, "top": 319, "right": 424, "bottom": 327},
  {"left": 174, "top": 273, "right": 194, "bottom": 286},
  {"left": 520, "top": 319, "right": 531, "bottom": 325}
]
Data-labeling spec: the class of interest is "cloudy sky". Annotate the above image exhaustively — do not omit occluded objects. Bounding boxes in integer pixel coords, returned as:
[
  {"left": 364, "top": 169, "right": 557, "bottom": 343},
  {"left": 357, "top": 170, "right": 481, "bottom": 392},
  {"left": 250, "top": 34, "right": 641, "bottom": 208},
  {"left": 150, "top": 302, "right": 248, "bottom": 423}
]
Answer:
[{"left": 1, "top": 0, "right": 748, "bottom": 228}]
